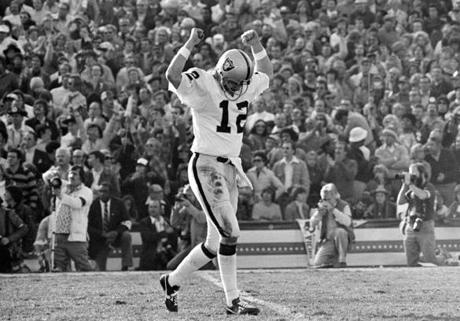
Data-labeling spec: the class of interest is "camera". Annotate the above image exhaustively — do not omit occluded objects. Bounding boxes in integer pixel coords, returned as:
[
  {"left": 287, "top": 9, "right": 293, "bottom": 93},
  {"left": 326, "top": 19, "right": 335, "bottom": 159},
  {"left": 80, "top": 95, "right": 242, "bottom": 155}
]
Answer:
[
  {"left": 409, "top": 214, "right": 423, "bottom": 232},
  {"left": 49, "top": 176, "right": 62, "bottom": 189},
  {"left": 395, "top": 172, "right": 418, "bottom": 184}
]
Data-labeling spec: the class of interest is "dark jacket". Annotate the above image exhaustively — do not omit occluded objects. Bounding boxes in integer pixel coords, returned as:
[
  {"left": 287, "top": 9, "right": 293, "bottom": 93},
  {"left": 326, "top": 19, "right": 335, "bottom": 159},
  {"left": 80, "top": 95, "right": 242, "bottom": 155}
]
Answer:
[
  {"left": 87, "top": 197, "right": 130, "bottom": 258},
  {"left": 31, "top": 149, "right": 53, "bottom": 174},
  {"left": 138, "top": 216, "right": 172, "bottom": 270}
]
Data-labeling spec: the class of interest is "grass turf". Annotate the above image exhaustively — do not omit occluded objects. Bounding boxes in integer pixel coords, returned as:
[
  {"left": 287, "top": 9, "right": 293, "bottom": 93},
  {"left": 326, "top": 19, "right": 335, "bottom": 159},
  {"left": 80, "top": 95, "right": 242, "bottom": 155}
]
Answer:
[{"left": 1, "top": 267, "right": 460, "bottom": 321}]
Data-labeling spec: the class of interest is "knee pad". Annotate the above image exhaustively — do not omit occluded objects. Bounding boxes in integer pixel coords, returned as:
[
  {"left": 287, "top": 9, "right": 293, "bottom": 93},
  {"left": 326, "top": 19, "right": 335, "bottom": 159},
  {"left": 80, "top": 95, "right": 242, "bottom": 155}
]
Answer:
[{"left": 219, "top": 243, "right": 237, "bottom": 256}]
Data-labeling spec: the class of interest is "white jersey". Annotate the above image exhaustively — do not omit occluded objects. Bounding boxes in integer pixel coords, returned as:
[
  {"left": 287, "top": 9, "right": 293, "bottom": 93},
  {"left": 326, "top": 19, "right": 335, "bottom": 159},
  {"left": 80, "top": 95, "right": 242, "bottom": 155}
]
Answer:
[{"left": 169, "top": 67, "right": 269, "bottom": 157}]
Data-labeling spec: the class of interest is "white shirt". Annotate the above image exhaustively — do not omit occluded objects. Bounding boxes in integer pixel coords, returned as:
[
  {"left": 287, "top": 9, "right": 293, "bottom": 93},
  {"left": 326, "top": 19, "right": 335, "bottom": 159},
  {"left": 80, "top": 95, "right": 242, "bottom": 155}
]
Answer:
[
  {"left": 281, "top": 156, "right": 300, "bottom": 190},
  {"left": 91, "top": 168, "right": 103, "bottom": 191},
  {"left": 24, "top": 147, "right": 36, "bottom": 165},
  {"left": 100, "top": 199, "right": 111, "bottom": 222},
  {"left": 150, "top": 215, "right": 167, "bottom": 232},
  {"left": 169, "top": 67, "right": 269, "bottom": 158}
]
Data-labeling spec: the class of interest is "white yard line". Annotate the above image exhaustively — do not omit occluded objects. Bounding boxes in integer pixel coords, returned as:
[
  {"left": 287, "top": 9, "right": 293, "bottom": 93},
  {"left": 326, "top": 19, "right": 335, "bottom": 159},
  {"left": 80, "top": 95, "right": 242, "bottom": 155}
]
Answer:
[{"left": 198, "top": 271, "right": 307, "bottom": 320}]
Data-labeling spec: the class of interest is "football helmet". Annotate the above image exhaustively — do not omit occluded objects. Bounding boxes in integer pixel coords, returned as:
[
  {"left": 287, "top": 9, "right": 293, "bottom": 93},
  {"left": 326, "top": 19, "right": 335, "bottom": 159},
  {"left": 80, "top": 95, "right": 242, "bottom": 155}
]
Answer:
[{"left": 215, "top": 49, "right": 254, "bottom": 100}]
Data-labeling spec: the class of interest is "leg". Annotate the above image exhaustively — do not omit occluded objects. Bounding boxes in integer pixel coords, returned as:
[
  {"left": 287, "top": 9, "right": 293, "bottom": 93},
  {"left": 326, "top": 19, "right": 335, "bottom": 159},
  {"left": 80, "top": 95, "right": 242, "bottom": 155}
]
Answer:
[
  {"left": 333, "top": 228, "right": 349, "bottom": 264},
  {"left": 54, "top": 234, "right": 70, "bottom": 272},
  {"left": 403, "top": 229, "right": 420, "bottom": 267},
  {"left": 314, "top": 239, "right": 338, "bottom": 267},
  {"left": 94, "top": 246, "right": 111, "bottom": 271},
  {"left": 418, "top": 220, "right": 438, "bottom": 265},
  {"left": 118, "top": 230, "right": 133, "bottom": 270},
  {"left": 67, "top": 242, "right": 93, "bottom": 271}
]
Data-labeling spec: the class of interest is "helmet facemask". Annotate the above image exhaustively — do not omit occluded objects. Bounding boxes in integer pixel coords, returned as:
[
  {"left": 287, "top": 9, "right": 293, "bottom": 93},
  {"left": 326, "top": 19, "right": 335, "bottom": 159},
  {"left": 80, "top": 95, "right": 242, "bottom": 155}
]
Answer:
[{"left": 220, "top": 76, "right": 250, "bottom": 101}]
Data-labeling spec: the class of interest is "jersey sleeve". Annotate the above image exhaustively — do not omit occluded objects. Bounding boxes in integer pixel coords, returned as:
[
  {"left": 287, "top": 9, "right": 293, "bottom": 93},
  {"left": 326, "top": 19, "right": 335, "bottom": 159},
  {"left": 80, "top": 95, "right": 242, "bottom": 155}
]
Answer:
[
  {"left": 246, "top": 71, "right": 270, "bottom": 99},
  {"left": 168, "top": 67, "right": 208, "bottom": 108}
]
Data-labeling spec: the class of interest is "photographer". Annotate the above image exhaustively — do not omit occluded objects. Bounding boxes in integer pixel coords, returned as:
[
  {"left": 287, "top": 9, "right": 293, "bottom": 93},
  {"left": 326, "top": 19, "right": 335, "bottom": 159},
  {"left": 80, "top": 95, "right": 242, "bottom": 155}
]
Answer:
[
  {"left": 167, "top": 184, "right": 207, "bottom": 270},
  {"left": 397, "top": 163, "right": 438, "bottom": 266},
  {"left": 310, "top": 183, "right": 353, "bottom": 268}
]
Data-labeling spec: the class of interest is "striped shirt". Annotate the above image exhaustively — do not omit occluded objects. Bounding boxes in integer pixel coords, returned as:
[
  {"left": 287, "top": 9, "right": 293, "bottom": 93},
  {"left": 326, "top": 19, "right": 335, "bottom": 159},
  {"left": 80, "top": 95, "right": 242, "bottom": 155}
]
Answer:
[{"left": 5, "top": 165, "right": 40, "bottom": 212}]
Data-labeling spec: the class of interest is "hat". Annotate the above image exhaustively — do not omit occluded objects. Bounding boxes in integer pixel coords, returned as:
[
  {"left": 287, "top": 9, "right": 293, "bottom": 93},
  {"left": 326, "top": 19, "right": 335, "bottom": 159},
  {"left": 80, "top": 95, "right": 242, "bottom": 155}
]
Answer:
[
  {"left": 137, "top": 157, "right": 148, "bottom": 167},
  {"left": 0, "top": 25, "right": 10, "bottom": 33},
  {"left": 349, "top": 127, "right": 367, "bottom": 143},
  {"left": 97, "top": 42, "right": 115, "bottom": 51},
  {"left": 382, "top": 128, "right": 398, "bottom": 140},
  {"left": 63, "top": 115, "right": 77, "bottom": 125},
  {"left": 7, "top": 106, "right": 27, "bottom": 116},
  {"left": 150, "top": 184, "right": 163, "bottom": 193},
  {"left": 372, "top": 185, "right": 389, "bottom": 195},
  {"left": 30, "top": 77, "right": 44, "bottom": 90}
]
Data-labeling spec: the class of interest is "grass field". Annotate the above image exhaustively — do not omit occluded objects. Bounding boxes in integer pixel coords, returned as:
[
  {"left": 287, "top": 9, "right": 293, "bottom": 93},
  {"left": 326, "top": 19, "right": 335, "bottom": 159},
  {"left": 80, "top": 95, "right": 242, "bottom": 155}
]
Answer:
[{"left": 1, "top": 267, "right": 460, "bottom": 321}]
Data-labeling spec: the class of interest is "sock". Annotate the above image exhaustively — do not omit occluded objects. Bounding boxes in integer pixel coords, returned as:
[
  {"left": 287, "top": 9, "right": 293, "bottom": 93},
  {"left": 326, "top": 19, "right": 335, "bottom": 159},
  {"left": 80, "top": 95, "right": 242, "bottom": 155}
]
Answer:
[
  {"left": 169, "top": 243, "right": 215, "bottom": 287},
  {"left": 218, "top": 243, "right": 239, "bottom": 306}
]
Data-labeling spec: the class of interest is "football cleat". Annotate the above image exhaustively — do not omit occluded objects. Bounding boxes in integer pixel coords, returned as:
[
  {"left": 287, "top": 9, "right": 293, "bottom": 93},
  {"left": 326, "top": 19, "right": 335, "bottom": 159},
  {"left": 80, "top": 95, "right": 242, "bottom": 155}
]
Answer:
[
  {"left": 225, "top": 297, "right": 260, "bottom": 315},
  {"left": 159, "top": 274, "right": 180, "bottom": 312}
]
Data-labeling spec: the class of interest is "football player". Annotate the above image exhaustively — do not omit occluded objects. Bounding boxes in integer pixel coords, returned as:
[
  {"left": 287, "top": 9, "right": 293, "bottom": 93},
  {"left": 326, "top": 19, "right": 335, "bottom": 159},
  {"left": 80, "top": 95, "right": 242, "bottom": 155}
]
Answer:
[{"left": 159, "top": 28, "right": 273, "bottom": 315}]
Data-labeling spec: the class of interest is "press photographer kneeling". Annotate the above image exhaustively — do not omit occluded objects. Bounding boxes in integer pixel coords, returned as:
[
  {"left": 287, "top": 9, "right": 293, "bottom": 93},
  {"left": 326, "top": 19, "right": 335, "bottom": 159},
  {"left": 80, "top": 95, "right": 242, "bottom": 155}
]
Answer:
[{"left": 397, "top": 163, "right": 438, "bottom": 266}]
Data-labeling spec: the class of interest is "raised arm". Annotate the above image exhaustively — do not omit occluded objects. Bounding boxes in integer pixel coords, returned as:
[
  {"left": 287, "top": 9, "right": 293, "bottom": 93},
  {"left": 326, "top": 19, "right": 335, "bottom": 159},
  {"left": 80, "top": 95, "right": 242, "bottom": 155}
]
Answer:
[
  {"left": 241, "top": 30, "right": 273, "bottom": 79},
  {"left": 166, "top": 28, "right": 204, "bottom": 89}
]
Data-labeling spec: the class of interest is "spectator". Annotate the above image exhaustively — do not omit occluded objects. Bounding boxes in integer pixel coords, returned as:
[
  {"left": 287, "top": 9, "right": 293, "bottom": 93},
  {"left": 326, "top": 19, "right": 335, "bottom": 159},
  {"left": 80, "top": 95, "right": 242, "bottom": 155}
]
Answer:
[
  {"left": 87, "top": 182, "right": 133, "bottom": 271},
  {"left": 284, "top": 186, "right": 310, "bottom": 221},
  {"left": 122, "top": 157, "right": 151, "bottom": 220},
  {"left": 245, "top": 96, "right": 275, "bottom": 131},
  {"left": 273, "top": 141, "right": 310, "bottom": 213},
  {"left": 447, "top": 185, "right": 460, "bottom": 220},
  {"left": 87, "top": 150, "right": 120, "bottom": 198},
  {"left": 6, "top": 103, "right": 33, "bottom": 149},
  {"left": 251, "top": 187, "right": 282, "bottom": 221},
  {"left": 5, "top": 148, "right": 40, "bottom": 222},
  {"left": 138, "top": 199, "right": 175, "bottom": 270},
  {"left": 425, "top": 135, "right": 458, "bottom": 205},
  {"left": 310, "top": 183, "right": 353, "bottom": 268},
  {"left": 52, "top": 165, "right": 93, "bottom": 272},
  {"left": 43, "top": 147, "right": 71, "bottom": 182},
  {"left": 4, "top": 184, "right": 35, "bottom": 254},
  {"left": 323, "top": 140, "right": 358, "bottom": 203},
  {"left": 0, "top": 200, "right": 28, "bottom": 273},
  {"left": 363, "top": 185, "right": 396, "bottom": 219},
  {"left": 246, "top": 151, "right": 284, "bottom": 203},
  {"left": 21, "top": 131, "right": 52, "bottom": 174},
  {"left": 375, "top": 127, "right": 410, "bottom": 177}
]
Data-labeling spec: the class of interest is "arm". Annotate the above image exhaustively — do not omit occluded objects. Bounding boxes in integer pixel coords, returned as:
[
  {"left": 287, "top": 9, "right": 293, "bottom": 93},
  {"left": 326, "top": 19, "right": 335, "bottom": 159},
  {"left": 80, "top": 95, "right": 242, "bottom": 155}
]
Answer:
[
  {"left": 60, "top": 188, "right": 92, "bottom": 209},
  {"left": 241, "top": 30, "right": 273, "bottom": 79},
  {"left": 332, "top": 204, "right": 352, "bottom": 226},
  {"left": 391, "top": 145, "right": 410, "bottom": 170},
  {"left": 166, "top": 28, "right": 204, "bottom": 89},
  {"left": 269, "top": 170, "right": 286, "bottom": 199}
]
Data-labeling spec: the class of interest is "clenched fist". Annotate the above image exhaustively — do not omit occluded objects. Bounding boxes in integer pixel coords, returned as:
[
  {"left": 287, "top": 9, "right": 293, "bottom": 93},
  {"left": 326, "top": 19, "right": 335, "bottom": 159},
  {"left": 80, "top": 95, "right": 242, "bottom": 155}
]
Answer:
[
  {"left": 188, "top": 28, "right": 205, "bottom": 46},
  {"left": 241, "top": 29, "right": 260, "bottom": 47}
]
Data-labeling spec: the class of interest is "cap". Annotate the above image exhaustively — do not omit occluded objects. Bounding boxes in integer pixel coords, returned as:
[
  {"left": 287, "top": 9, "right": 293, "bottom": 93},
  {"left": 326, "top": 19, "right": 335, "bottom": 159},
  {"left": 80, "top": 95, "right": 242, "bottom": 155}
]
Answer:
[
  {"left": 98, "top": 42, "right": 115, "bottom": 51},
  {"left": 150, "top": 184, "right": 163, "bottom": 193},
  {"left": 137, "top": 157, "right": 148, "bottom": 167},
  {"left": 349, "top": 127, "right": 367, "bottom": 143},
  {"left": 180, "top": 17, "right": 196, "bottom": 29}
]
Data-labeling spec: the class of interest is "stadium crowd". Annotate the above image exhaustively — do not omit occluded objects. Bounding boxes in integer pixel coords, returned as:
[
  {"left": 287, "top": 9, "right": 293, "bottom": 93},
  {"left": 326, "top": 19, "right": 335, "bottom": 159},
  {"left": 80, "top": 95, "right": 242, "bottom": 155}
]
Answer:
[{"left": 1, "top": 0, "right": 460, "bottom": 272}]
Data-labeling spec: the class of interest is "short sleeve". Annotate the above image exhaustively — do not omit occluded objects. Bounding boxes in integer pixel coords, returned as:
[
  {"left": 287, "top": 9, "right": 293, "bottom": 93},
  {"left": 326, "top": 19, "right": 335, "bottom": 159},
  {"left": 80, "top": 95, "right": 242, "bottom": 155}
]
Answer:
[
  {"left": 248, "top": 71, "right": 270, "bottom": 98},
  {"left": 168, "top": 68, "right": 207, "bottom": 108}
]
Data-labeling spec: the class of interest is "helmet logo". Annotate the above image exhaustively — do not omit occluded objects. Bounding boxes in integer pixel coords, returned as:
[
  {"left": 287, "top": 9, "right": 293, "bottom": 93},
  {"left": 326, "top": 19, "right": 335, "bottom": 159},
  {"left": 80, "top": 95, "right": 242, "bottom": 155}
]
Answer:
[{"left": 222, "top": 57, "right": 235, "bottom": 72}]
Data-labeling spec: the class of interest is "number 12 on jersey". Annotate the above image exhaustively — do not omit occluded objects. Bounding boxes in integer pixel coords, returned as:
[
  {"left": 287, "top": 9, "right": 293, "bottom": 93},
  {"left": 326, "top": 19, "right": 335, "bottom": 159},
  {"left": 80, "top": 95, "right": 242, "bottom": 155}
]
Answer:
[{"left": 216, "top": 100, "right": 248, "bottom": 134}]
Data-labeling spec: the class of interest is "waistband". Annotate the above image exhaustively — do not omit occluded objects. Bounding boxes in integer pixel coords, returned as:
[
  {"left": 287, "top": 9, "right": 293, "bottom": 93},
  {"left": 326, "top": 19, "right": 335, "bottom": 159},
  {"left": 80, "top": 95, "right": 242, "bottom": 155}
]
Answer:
[{"left": 194, "top": 152, "right": 235, "bottom": 166}]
